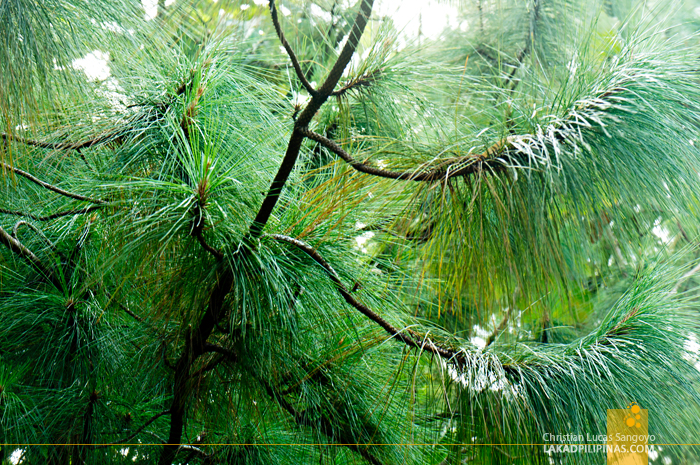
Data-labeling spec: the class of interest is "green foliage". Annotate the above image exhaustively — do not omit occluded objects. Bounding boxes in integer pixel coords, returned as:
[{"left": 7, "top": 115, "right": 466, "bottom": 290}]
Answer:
[{"left": 2, "top": 1, "right": 700, "bottom": 464}]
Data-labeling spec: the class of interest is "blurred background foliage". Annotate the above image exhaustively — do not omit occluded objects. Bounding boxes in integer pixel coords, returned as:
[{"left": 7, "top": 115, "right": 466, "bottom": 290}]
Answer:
[{"left": 3, "top": 0, "right": 700, "bottom": 464}]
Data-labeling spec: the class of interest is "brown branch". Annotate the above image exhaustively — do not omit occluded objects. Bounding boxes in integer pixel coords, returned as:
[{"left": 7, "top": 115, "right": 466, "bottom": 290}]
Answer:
[
  {"left": 203, "top": 343, "right": 237, "bottom": 361},
  {"left": 12, "top": 220, "right": 56, "bottom": 250},
  {"left": 0, "top": 204, "right": 104, "bottom": 221},
  {"left": 190, "top": 355, "right": 225, "bottom": 380},
  {"left": 248, "top": 0, "right": 375, "bottom": 240},
  {"left": 330, "top": 69, "right": 382, "bottom": 97},
  {"left": 300, "top": 128, "right": 509, "bottom": 181},
  {"left": 0, "top": 224, "right": 55, "bottom": 281},
  {"left": 269, "top": 0, "right": 318, "bottom": 97},
  {"left": 258, "top": 376, "right": 384, "bottom": 465},
  {"left": 269, "top": 234, "right": 461, "bottom": 363},
  {"left": 190, "top": 346, "right": 237, "bottom": 379},
  {"left": 121, "top": 304, "right": 144, "bottom": 323},
  {"left": 195, "top": 232, "right": 223, "bottom": 260},
  {"left": 1, "top": 131, "right": 118, "bottom": 152},
  {"left": 1, "top": 162, "right": 105, "bottom": 204},
  {"left": 97, "top": 410, "right": 171, "bottom": 448},
  {"left": 160, "top": 268, "right": 234, "bottom": 465}
]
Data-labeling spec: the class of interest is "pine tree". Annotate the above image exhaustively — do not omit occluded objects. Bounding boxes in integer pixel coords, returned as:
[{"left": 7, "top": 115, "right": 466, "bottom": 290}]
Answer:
[{"left": 2, "top": 0, "right": 700, "bottom": 464}]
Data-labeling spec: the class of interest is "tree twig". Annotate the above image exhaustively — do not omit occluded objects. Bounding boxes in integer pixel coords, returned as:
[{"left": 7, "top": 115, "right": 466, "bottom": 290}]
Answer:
[
  {"left": 330, "top": 69, "right": 382, "bottom": 96},
  {"left": 300, "top": 128, "right": 510, "bottom": 181},
  {"left": 203, "top": 343, "right": 237, "bottom": 361},
  {"left": 12, "top": 220, "right": 57, "bottom": 250},
  {"left": 1, "top": 162, "right": 105, "bottom": 204},
  {"left": 97, "top": 410, "right": 171, "bottom": 448},
  {"left": 0, "top": 224, "right": 55, "bottom": 282},
  {"left": 195, "top": 232, "right": 224, "bottom": 260},
  {"left": 484, "top": 307, "right": 512, "bottom": 347},
  {"left": 1, "top": 131, "right": 118, "bottom": 152},
  {"left": 258, "top": 375, "right": 384, "bottom": 465},
  {"left": 0, "top": 204, "right": 104, "bottom": 221},
  {"left": 269, "top": 0, "right": 318, "bottom": 97},
  {"left": 160, "top": 268, "right": 234, "bottom": 465},
  {"left": 269, "top": 234, "right": 461, "bottom": 363}
]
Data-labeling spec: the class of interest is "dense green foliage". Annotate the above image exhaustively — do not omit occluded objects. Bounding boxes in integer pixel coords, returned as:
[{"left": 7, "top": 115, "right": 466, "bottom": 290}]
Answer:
[{"left": 3, "top": 0, "right": 700, "bottom": 464}]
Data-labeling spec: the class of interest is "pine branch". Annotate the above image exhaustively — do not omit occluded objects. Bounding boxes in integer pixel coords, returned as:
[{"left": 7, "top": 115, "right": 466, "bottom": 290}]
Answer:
[
  {"left": 0, "top": 205, "right": 104, "bottom": 221},
  {"left": 189, "top": 355, "right": 224, "bottom": 379},
  {"left": 269, "top": 234, "right": 461, "bottom": 362},
  {"left": 1, "top": 162, "right": 105, "bottom": 204},
  {"left": 12, "top": 220, "right": 56, "bottom": 250},
  {"left": 248, "top": 0, "right": 375, "bottom": 240},
  {"left": 505, "top": 0, "right": 541, "bottom": 91},
  {"left": 258, "top": 376, "right": 384, "bottom": 465},
  {"left": 194, "top": 232, "right": 223, "bottom": 260},
  {"left": 160, "top": 268, "right": 234, "bottom": 465},
  {"left": 269, "top": 0, "right": 318, "bottom": 97},
  {"left": 1, "top": 131, "right": 119, "bottom": 152},
  {"left": 484, "top": 307, "right": 512, "bottom": 347},
  {"left": 330, "top": 69, "right": 382, "bottom": 96},
  {"left": 203, "top": 343, "right": 237, "bottom": 361},
  {"left": 0, "top": 224, "right": 55, "bottom": 282},
  {"left": 97, "top": 410, "right": 172, "bottom": 448},
  {"left": 300, "top": 128, "right": 510, "bottom": 181}
]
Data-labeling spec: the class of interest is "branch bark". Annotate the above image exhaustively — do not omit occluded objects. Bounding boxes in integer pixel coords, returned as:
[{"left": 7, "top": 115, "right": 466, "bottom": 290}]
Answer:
[
  {"left": 1, "top": 162, "right": 105, "bottom": 204},
  {"left": 159, "top": 268, "right": 234, "bottom": 465},
  {"left": 1, "top": 131, "right": 118, "bottom": 152},
  {"left": 0, "top": 224, "right": 55, "bottom": 282},
  {"left": 269, "top": 234, "right": 462, "bottom": 364},
  {"left": 269, "top": 0, "right": 318, "bottom": 96},
  {"left": 258, "top": 376, "right": 384, "bottom": 465},
  {"left": 98, "top": 410, "right": 171, "bottom": 448},
  {"left": 300, "top": 128, "right": 510, "bottom": 181},
  {"left": 248, "top": 0, "right": 375, "bottom": 240},
  {"left": 0, "top": 205, "right": 104, "bottom": 221}
]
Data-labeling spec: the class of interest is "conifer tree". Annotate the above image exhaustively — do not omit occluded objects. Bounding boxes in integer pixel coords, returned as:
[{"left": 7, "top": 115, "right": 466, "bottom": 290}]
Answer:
[{"left": 2, "top": 1, "right": 700, "bottom": 464}]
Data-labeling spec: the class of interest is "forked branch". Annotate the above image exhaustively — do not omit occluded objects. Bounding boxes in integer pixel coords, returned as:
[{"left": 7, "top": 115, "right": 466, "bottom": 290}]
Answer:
[
  {"left": 331, "top": 69, "right": 382, "bottom": 96},
  {"left": 249, "top": 0, "right": 375, "bottom": 239},
  {"left": 97, "top": 410, "right": 172, "bottom": 448}
]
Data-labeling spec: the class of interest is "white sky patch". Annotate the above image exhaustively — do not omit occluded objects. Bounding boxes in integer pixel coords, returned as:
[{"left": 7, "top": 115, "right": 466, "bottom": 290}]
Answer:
[
  {"left": 142, "top": 0, "right": 175, "bottom": 20},
  {"left": 377, "top": 0, "right": 459, "bottom": 40},
  {"left": 685, "top": 334, "right": 700, "bottom": 355},
  {"left": 683, "top": 334, "right": 700, "bottom": 372},
  {"left": 142, "top": 0, "right": 157, "bottom": 20},
  {"left": 10, "top": 449, "right": 23, "bottom": 465},
  {"left": 354, "top": 231, "right": 375, "bottom": 254},
  {"left": 470, "top": 324, "right": 490, "bottom": 349},
  {"left": 651, "top": 224, "right": 670, "bottom": 244},
  {"left": 651, "top": 217, "right": 671, "bottom": 244},
  {"left": 310, "top": 3, "right": 332, "bottom": 22},
  {"left": 73, "top": 51, "right": 111, "bottom": 81},
  {"left": 291, "top": 90, "right": 310, "bottom": 107}
]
